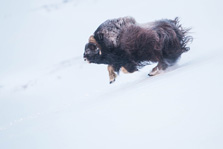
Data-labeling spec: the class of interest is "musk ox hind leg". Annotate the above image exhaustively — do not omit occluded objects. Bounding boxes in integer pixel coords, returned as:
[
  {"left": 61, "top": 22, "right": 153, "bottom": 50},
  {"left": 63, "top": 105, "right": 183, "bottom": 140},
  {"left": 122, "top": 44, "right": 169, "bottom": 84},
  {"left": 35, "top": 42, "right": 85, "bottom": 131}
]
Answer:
[
  {"left": 107, "top": 65, "right": 117, "bottom": 84},
  {"left": 148, "top": 61, "right": 168, "bottom": 76}
]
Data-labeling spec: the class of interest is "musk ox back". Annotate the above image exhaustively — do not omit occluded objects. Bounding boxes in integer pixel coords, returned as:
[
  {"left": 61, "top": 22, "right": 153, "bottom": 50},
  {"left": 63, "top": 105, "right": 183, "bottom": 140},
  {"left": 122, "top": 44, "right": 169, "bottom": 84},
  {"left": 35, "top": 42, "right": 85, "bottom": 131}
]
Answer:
[{"left": 84, "top": 17, "right": 192, "bottom": 84}]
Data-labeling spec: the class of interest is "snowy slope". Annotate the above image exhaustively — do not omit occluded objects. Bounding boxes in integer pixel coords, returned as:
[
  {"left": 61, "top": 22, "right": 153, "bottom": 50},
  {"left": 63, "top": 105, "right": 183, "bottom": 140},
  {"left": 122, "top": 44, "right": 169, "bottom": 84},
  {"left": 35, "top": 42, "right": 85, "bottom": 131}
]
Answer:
[{"left": 0, "top": 0, "right": 223, "bottom": 149}]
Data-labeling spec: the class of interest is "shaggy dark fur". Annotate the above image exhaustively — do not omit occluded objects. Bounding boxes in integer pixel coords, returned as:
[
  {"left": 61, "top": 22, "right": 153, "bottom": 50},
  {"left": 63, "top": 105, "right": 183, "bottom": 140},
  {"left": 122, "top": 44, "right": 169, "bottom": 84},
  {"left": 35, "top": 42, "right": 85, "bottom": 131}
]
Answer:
[{"left": 84, "top": 17, "right": 192, "bottom": 83}]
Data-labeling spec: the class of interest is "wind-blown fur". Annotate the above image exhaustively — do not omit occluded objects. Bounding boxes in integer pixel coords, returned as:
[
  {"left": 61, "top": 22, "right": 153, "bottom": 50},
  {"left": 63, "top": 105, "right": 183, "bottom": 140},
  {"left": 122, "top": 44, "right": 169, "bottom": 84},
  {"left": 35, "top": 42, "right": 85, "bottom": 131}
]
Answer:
[{"left": 84, "top": 16, "right": 192, "bottom": 83}]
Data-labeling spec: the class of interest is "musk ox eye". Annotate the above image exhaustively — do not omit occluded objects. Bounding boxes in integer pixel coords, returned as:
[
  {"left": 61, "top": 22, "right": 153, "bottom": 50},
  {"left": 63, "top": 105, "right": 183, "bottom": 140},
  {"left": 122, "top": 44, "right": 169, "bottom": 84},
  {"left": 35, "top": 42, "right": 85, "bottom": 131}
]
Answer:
[
  {"left": 98, "top": 33, "right": 103, "bottom": 41},
  {"left": 88, "top": 43, "right": 97, "bottom": 51}
]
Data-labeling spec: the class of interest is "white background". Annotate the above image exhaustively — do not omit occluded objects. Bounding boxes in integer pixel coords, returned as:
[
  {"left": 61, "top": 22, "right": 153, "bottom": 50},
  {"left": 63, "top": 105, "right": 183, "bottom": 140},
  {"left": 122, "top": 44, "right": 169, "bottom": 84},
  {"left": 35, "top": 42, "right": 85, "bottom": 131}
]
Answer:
[{"left": 0, "top": 0, "right": 223, "bottom": 149}]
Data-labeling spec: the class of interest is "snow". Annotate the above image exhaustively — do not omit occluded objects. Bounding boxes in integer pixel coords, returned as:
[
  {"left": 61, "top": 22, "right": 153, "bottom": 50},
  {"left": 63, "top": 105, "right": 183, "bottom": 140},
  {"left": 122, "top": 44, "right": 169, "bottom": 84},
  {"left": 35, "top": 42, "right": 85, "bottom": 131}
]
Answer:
[{"left": 0, "top": 0, "right": 223, "bottom": 149}]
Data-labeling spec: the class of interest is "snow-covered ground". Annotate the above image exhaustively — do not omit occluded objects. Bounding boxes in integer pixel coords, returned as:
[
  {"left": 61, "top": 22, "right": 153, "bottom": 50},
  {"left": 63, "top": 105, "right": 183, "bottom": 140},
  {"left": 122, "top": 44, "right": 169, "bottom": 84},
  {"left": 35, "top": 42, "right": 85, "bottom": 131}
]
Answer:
[{"left": 0, "top": 0, "right": 223, "bottom": 149}]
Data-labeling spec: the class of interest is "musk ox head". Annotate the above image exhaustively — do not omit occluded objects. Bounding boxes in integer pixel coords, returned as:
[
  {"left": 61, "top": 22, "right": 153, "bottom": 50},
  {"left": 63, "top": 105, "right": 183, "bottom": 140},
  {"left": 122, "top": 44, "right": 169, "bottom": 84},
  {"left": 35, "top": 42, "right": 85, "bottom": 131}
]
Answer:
[
  {"left": 83, "top": 16, "right": 136, "bottom": 64},
  {"left": 83, "top": 35, "right": 102, "bottom": 63}
]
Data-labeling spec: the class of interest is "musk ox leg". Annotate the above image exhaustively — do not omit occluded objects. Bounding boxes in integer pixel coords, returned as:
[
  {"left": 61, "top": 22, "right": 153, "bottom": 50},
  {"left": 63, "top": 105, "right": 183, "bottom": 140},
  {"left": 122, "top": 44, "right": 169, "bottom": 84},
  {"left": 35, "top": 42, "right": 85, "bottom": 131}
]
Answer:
[
  {"left": 149, "top": 61, "right": 168, "bottom": 76},
  {"left": 121, "top": 67, "right": 130, "bottom": 74},
  {"left": 108, "top": 65, "right": 117, "bottom": 84}
]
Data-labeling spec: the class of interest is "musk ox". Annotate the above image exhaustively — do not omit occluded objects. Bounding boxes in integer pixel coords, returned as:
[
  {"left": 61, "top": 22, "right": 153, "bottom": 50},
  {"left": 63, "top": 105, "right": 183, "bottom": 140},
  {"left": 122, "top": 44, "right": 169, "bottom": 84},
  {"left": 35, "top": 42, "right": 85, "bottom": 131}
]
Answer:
[{"left": 84, "top": 16, "right": 192, "bottom": 84}]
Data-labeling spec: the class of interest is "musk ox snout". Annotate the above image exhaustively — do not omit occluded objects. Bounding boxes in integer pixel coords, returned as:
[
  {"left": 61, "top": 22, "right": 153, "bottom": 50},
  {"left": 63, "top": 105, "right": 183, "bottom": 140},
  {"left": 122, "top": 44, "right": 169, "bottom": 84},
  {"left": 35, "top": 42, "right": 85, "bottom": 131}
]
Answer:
[{"left": 84, "top": 43, "right": 98, "bottom": 55}]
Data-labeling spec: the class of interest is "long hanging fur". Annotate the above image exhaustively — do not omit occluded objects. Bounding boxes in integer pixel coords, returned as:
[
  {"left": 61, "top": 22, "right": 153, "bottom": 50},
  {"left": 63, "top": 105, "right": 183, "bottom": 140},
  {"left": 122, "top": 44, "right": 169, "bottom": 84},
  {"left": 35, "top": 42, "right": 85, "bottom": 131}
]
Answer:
[{"left": 83, "top": 16, "right": 192, "bottom": 83}]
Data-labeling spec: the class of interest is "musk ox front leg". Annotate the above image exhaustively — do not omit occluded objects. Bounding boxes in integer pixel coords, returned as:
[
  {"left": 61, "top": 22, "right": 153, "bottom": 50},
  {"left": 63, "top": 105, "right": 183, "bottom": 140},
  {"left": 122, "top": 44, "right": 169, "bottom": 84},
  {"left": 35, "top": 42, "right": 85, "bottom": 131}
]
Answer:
[
  {"left": 107, "top": 65, "right": 117, "bottom": 84},
  {"left": 149, "top": 61, "right": 168, "bottom": 76}
]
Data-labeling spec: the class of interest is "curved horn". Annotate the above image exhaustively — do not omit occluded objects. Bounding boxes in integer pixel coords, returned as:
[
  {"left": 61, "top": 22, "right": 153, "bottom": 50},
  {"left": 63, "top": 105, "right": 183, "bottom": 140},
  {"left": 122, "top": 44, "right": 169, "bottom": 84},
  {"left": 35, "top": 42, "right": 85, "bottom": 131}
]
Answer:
[
  {"left": 88, "top": 35, "right": 102, "bottom": 53},
  {"left": 89, "top": 35, "right": 97, "bottom": 44}
]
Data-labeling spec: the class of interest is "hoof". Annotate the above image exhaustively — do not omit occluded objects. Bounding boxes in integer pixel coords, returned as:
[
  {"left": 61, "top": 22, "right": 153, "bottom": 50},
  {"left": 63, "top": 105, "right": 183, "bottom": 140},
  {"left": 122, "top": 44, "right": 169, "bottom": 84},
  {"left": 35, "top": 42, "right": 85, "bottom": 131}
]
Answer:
[
  {"left": 148, "top": 73, "right": 154, "bottom": 76},
  {"left": 109, "top": 79, "right": 115, "bottom": 84},
  {"left": 148, "top": 69, "right": 164, "bottom": 76},
  {"left": 148, "top": 67, "right": 160, "bottom": 76}
]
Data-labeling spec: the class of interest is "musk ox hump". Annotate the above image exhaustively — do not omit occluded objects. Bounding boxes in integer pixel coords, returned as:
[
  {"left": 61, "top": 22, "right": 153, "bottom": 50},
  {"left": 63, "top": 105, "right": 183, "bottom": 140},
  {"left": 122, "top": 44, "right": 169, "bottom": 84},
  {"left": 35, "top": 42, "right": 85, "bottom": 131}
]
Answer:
[{"left": 93, "top": 16, "right": 136, "bottom": 48}]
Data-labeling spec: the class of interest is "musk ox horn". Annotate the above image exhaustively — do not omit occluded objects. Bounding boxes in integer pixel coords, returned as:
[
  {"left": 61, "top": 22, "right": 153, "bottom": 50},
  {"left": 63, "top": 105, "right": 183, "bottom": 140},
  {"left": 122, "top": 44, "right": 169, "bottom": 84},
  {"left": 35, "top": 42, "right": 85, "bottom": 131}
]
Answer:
[
  {"left": 88, "top": 35, "right": 102, "bottom": 55},
  {"left": 89, "top": 35, "right": 97, "bottom": 44}
]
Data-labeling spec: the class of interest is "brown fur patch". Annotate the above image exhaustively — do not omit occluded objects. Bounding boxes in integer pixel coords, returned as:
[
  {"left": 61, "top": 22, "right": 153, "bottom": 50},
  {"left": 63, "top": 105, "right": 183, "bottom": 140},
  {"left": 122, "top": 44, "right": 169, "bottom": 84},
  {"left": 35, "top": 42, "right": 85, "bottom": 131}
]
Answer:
[
  {"left": 121, "top": 67, "right": 130, "bottom": 74},
  {"left": 149, "top": 62, "right": 167, "bottom": 76},
  {"left": 107, "top": 65, "right": 117, "bottom": 83}
]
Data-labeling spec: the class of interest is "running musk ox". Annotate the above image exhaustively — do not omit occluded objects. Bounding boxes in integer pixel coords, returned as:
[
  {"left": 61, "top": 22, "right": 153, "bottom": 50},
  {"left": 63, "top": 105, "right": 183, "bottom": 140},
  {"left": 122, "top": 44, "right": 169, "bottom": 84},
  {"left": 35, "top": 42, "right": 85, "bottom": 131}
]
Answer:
[{"left": 83, "top": 17, "right": 192, "bottom": 84}]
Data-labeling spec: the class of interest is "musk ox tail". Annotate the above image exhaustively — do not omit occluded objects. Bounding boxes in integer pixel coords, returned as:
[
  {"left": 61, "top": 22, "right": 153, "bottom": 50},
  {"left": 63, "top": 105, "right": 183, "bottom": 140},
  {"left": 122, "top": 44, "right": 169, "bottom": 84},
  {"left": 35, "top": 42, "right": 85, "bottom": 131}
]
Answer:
[
  {"left": 172, "top": 17, "right": 193, "bottom": 53},
  {"left": 154, "top": 17, "right": 193, "bottom": 66}
]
